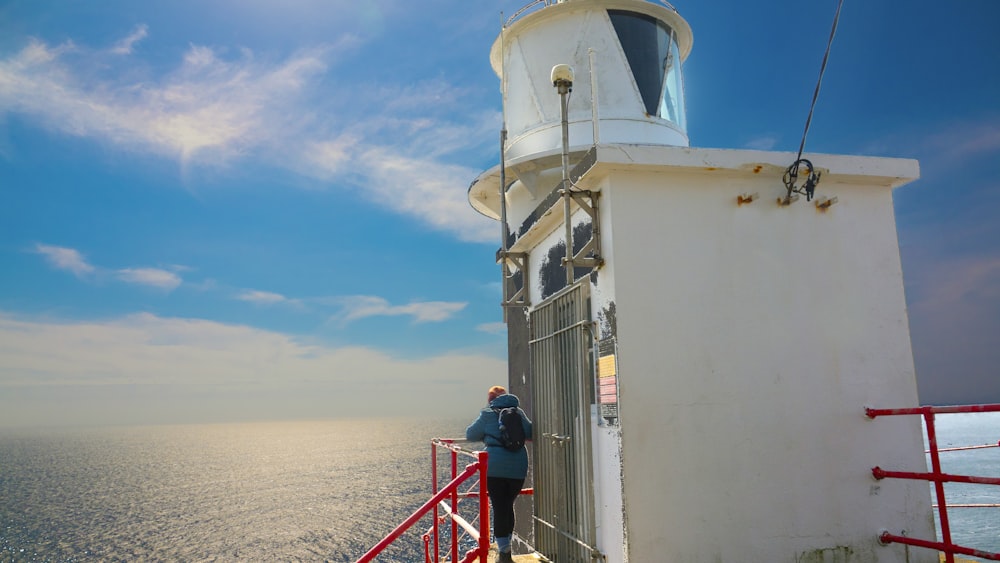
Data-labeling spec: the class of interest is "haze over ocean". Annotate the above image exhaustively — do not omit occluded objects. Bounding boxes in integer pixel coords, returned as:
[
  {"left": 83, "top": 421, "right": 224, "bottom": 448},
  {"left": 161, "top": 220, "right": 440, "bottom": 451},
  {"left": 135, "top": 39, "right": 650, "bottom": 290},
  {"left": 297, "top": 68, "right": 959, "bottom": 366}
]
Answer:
[{"left": 1, "top": 413, "right": 997, "bottom": 562}]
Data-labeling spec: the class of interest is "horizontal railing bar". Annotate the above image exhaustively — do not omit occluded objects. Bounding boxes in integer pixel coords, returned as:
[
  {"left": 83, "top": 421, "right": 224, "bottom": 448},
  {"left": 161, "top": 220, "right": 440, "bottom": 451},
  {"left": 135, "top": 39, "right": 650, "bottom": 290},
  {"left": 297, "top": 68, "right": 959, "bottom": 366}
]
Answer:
[
  {"left": 357, "top": 462, "right": 482, "bottom": 563},
  {"left": 872, "top": 466, "right": 1000, "bottom": 486},
  {"left": 453, "top": 487, "right": 533, "bottom": 499},
  {"left": 934, "top": 504, "right": 1000, "bottom": 508},
  {"left": 879, "top": 531, "right": 1000, "bottom": 561},
  {"left": 432, "top": 438, "right": 482, "bottom": 459},
  {"left": 867, "top": 404, "right": 1000, "bottom": 418},
  {"left": 437, "top": 500, "right": 481, "bottom": 541},
  {"left": 934, "top": 442, "right": 1000, "bottom": 453},
  {"left": 528, "top": 319, "right": 591, "bottom": 344}
]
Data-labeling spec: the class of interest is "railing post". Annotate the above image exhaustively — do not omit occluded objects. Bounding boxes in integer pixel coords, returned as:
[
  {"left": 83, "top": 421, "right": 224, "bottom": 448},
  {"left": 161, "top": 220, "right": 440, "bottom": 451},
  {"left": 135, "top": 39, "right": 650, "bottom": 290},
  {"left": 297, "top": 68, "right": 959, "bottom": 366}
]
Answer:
[
  {"left": 924, "top": 408, "right": 955, "bottom": 563},
  {"left": 451, "top": 448, "right": 459, "bottom": 563},
  {"left": 478, "top": 450, "right": 490, "bottom": 562},
  {"left": 432, "top": 442, "right": 439, "bottom": 563}
]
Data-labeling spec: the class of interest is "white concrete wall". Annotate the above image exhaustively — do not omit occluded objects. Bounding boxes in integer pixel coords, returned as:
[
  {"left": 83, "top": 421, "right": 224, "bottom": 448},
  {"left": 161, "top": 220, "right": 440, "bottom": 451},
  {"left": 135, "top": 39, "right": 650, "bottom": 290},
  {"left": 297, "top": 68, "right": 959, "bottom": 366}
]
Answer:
[
  {"left": 494, "top": 145, "right": 935, "bottom": 562},
  {"left": 602, "top": 166, "right": 936, "bottom": 562}
]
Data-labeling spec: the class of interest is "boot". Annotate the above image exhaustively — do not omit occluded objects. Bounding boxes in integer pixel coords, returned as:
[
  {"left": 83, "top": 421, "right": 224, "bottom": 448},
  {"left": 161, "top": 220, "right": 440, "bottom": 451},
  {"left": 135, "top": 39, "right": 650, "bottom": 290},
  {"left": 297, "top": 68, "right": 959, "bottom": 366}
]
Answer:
[{"left": 497, "top": 551, "right": 514, "bottom": 563}]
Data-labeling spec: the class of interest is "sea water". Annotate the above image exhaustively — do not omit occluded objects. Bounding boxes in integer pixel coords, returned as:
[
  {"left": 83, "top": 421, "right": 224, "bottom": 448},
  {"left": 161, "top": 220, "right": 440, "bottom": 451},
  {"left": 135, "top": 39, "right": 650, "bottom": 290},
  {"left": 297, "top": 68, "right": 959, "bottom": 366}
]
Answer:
[
  {"left": 0, "top": 418, "right": 466, "bottom": 562},
  {"left": 1, "top": 413, "right": 997, "bottom": 562}
]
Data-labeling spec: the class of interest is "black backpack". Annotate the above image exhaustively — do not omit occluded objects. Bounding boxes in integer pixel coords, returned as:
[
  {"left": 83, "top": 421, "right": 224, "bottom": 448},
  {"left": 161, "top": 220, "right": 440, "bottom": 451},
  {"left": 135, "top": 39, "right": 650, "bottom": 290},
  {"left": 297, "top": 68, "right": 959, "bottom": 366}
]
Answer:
[{"left": 494, "top": 407, "right": 526, "bottom": 452}]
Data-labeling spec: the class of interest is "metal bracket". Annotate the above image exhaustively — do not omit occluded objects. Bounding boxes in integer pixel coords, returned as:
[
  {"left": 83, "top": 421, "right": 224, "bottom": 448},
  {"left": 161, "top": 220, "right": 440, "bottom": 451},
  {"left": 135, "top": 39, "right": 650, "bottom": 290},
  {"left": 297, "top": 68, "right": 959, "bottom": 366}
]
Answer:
[
  {"left": 563, "top": 189, "right": 605, "bottom": 270},
  {"left": 499, "top": 250, "right": 530, "bottom": 309}
]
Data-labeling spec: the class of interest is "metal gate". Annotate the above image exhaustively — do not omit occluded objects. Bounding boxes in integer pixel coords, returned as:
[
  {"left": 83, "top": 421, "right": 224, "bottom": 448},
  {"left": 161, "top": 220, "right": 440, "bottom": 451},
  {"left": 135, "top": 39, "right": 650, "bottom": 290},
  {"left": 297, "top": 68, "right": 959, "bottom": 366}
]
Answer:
[{"left": 529, "top": 282, "right": 601, "bottom": 562}]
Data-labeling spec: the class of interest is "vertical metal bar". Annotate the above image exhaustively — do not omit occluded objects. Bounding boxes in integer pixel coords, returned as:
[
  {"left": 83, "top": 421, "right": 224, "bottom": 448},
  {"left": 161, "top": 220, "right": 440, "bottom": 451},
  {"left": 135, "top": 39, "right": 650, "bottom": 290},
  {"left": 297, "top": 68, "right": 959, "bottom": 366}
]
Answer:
[
  {"left": 432, "top": 442, "right": 440, "bottom": 562},
  {"left": 925, "top": 409, "right": 954, "bottom": 563},
  {"left": 560, "top": 89, "right": 574, "bottom": 287},
  {"left": 500, "top": 128, "right": 510, "bottom": 320},
  {"left": 478, "top": 450, "right": 491, "bottom": 561},
  {"left": 589, "top": 48, "right": 599, "bottom": 145},
  {"left": 451, "top": 449, "right": 459, "bottom": 563}
]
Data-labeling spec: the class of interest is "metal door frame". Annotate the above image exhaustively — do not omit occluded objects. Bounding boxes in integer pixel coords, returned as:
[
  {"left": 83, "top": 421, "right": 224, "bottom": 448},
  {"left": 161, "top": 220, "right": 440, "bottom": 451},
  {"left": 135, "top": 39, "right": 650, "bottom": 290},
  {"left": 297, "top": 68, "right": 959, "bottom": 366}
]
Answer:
[{"left": 529, "top": 281, "right": 601, "bottom": 562}]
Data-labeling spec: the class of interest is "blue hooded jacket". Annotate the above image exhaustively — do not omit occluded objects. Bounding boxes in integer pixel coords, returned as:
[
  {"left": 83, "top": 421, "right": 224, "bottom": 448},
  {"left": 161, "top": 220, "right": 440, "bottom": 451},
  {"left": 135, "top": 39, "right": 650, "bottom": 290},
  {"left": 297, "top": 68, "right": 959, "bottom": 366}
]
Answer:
[{"left": 465, "top": 393, "right": 533, "bottom": 479}]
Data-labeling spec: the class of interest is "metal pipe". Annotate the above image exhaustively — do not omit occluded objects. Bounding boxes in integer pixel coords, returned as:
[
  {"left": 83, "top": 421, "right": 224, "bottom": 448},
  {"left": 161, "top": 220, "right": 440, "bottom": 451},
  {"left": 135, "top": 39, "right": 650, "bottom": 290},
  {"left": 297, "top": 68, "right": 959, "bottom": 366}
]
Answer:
[
  {"left": 500, "top": 129, "right": 511, "bottom": 319},
  {"left": 560, "top": 85, "right": 573, "bottom": 287},
  {"left": 872, "top": 467, "right": 1000, "bottom": 486},
  {"left": 477, "top": 450, "right": 490, "bottom": 562},
  {"left": 879, "top": 531, "right": 1000, "bottom": 561},
  {"left": 450, "top": 449, "right": 459, "bottom": 563},
  {"left": 934, "top": 441, "right": 1000, "bottom": 453},
  {"left": 866, "top": 404, "right": 1000, "bottom": 418},
  {"left": 432, "top": 442, "right": 440, "bottom": 562},
  {"left": 437, "top": 500, "right": 481, "bottom": 540},
  {"left": 499, "top": 11, "right": 511, "bottom": 318},
  {"left": 431, "top": 438, "right": 482, "bottom": 459},
  {"left": 926, "top": 412, "right": 954, "bottom": 563},
  {"left": 589, "top": 49, "right": 599, "bottom": 145}
]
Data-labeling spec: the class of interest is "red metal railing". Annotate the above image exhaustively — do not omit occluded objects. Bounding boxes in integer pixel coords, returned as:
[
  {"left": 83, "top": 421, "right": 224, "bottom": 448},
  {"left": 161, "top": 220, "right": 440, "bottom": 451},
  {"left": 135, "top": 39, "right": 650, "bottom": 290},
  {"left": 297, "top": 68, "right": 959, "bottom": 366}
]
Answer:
[
  {"left": 357, "top": 441, "right": 488, "bottom": 563},
  {"left": 427, "top": 439, "right": 491, "bottom": 563},
  {"left": 358, "top": 439, "right": 534, "bottom": 563},
  {"left": 866, "top": 404, "right": 1000, "bottom": 562}
]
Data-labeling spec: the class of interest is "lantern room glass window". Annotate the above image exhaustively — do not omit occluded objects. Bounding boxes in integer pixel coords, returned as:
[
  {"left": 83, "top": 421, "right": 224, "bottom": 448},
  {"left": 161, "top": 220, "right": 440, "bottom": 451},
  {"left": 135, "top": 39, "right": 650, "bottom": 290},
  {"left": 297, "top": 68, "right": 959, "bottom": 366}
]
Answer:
[{"left": 608, "top": 10, "right": 687, "bottom": 132}]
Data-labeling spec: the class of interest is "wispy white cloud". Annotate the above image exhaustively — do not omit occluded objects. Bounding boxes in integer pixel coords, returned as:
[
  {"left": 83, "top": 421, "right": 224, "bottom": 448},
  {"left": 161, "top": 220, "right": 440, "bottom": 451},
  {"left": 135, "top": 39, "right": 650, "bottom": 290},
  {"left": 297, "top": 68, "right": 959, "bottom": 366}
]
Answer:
[
  {"left": 744, "top": 135, "right": 779, "bottom": 151},
  {"left": 0, "top": 37, "right": 338, "bottom": 165},
  {"left": 0, "top": 32, "right": 499, "bottom": 243},
  {"left": 920, "top": 119, "right": 1000, "bottom": 166},
  {"left": 33, "top": 243, "right": 95, "bottom": 278},
  {"left": 336, "top": 295, "right": 467, "bottom": 324},
  {"left": 235, "top": 289, "right": 302, "bottom": 308},
  {"left": 476, "top": 322, "right": 506, "bottom": 335},
  {"left": 31, "top": 243, "right": 186, "bottom": 291},
  {"left": 861, "top": 116, "right": 1000, "bottom": 170},
  {"left": 357, "top": 148, "right": 496, "bottom": 242},
  {"left": 116, "top": 268, "right": 183, "bottom": 291},
  {"left": 110, "top": 25, "right": 148, "bottom": 55}
]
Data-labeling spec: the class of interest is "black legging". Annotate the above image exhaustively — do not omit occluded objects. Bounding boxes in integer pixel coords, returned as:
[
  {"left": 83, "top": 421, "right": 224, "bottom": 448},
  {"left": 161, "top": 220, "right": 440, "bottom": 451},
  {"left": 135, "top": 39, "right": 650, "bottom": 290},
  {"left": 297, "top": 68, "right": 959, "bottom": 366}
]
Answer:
[{"left": 486, "top": 476, "right": 525, "bottom": 538}]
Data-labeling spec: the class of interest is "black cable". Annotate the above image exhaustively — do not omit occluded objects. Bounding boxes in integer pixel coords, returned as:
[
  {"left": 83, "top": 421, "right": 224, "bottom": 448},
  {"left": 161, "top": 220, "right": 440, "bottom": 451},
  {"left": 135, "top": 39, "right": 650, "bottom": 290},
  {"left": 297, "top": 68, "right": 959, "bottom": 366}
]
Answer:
[
  {"left": 783, "top": 0, "right": 845, "bottom": 204},
  {"left": 796, "top": 0, "right": 846, "bottom": 162}
]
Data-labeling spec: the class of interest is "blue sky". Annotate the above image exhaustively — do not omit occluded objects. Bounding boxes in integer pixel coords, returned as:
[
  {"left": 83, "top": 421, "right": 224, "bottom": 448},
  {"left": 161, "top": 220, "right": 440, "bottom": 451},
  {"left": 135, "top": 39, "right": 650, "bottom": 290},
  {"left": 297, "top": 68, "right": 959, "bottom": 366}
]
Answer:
[{"left": 1, "top": 0, "right": 997, "bottom": 427}]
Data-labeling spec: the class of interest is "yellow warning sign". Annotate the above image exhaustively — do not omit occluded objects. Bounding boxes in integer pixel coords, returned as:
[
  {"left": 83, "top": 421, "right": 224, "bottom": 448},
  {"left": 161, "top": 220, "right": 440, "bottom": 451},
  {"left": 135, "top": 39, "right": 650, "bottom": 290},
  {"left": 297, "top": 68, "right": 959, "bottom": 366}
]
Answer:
[{"left": 598, "top": 354, "right": 616, "bottom": 378}]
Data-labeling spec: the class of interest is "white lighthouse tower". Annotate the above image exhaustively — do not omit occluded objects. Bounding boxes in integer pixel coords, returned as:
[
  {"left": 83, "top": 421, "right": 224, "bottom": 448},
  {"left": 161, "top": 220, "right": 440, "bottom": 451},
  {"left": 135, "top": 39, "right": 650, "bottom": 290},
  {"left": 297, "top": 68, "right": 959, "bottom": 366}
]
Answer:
[{"left": 469, "top": 1, "right": 935, "bottom": 562}]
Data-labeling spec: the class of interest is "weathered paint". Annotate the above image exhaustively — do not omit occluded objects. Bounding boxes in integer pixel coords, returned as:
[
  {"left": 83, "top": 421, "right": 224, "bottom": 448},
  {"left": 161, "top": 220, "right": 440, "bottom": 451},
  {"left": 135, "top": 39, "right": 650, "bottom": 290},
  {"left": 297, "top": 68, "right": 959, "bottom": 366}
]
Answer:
[
  {"left": 599, "top": 302, "right": 618, "bottom": 341},
  {"left": 795, "top": 546, "right": 857, "bottom": 563},
  {"left": 536, "top": 221, "right": 596, "bottom": 301}
]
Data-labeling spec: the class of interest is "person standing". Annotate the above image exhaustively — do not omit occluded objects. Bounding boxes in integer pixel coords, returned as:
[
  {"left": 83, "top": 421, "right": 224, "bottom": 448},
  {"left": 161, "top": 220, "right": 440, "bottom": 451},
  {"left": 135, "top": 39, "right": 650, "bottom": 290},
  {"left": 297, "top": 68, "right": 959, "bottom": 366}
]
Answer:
[{"left": 466, "top": 385, "right": 532, "bottom": 563}]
